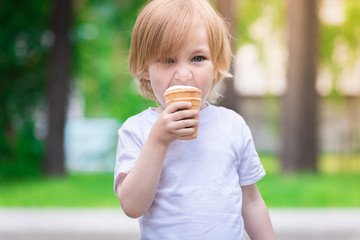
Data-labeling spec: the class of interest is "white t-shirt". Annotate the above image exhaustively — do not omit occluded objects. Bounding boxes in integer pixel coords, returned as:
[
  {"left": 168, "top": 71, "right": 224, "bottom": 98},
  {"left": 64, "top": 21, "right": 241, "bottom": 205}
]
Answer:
[{"left": 114, "top": 104, "right": 265, "bottom": 240}]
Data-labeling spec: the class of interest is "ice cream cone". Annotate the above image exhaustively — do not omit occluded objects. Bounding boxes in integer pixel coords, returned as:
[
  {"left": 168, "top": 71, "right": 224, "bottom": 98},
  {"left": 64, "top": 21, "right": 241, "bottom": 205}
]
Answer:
[{"left": 164, "top": 86, "right": 202, "bottom": 140}]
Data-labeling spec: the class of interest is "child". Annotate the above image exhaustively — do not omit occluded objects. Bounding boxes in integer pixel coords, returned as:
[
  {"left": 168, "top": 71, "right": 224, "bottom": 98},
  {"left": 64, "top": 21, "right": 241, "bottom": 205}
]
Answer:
[{"left": 114, "top": 0, "right": 275, "bottom": 239}]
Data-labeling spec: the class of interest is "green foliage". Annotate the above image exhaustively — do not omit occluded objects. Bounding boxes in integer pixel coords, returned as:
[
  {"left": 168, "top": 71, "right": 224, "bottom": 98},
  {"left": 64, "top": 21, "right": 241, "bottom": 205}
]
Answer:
[
  {"left": 0, "top": 0, "right": 153, "bottom": 179},
  {"left": 73, "top": 0, "right": 154, "bottom": 120},
  {"left": 318, "top": 1, "right": 360, "bottom": 97},
  {"left": 2, "top": 0, "right": 359, "bottom": 179},
  {"left": 237, "top": 0, "right": 360, "bottom": 98},
  {"left": 0, "top": 121, "right": 44, "bottom": 179},
  {"left": 236, "top": 0, "right": 285, "bottom": 47},
  {"left": 0, "top": 0, "right": 51, "bottom": 178}
]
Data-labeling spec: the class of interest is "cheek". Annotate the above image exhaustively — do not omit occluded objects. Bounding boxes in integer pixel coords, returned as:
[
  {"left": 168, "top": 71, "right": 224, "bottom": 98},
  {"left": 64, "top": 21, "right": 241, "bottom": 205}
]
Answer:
[
  {"left": 147, "top": 73, "right": 168, "bottom": 106},
  {"left": 199, "top": 73, "right": 215, "bottom": 101},
  {"left": 153, "top": 90, "right": 167, "bottom": 107},
  {"left": 149, "top": 81, "right": 166, "bottom": 102}
]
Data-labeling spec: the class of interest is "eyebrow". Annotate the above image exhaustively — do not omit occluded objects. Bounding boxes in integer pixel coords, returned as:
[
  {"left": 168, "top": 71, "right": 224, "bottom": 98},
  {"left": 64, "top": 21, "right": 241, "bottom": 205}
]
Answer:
[{"left": 190, "top": 46, "right": 211, "bottom": 55}]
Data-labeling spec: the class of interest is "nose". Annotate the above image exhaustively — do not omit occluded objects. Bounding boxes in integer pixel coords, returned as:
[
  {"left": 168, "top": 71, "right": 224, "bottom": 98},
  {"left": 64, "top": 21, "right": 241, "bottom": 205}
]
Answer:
[{"left": 174, "top": 63, "right": 192, "bottom": 81}]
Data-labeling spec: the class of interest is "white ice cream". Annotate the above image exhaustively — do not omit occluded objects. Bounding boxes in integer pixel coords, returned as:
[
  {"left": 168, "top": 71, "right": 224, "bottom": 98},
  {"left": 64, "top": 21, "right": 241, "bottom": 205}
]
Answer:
[{"left": 165, "top": 85, "right": 199, "bottom": 92}]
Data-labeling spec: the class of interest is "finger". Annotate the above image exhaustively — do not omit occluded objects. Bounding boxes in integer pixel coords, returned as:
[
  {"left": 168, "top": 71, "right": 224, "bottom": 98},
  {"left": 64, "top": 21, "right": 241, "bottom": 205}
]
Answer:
[
  {"left": 177, "top": 127, "right": 197, "bottom": 137},
  {"left": 172, "top": 118, "right": 199, "bottom": 130},
  {"left": 165, "top": 101, "right": 192, "bottom": 113},
  {"left": 159, "top": 118, "right": 198, "bottom": 140},
  {"left": 171, "top": 109, "right": 199, "bottom": 121}
]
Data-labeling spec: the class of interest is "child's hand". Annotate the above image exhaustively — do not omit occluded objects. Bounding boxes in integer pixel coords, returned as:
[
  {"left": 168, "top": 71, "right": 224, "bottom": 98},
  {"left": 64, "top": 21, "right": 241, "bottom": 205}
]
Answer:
[{"left": 151, "top": 101, "right": 199, "bottom": 145}]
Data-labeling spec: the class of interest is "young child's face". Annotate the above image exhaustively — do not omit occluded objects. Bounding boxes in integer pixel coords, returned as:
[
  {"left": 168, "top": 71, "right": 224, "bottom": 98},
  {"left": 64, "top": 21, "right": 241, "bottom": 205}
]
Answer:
[{"left": 143, "top": 27, "right": 217, "bottom": 109}]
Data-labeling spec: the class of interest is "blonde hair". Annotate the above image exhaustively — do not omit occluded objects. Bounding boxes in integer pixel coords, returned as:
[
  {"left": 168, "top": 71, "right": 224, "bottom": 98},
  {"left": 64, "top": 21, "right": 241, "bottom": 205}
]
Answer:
[{"left": 129, "top": 0, "right": 232, "bottom": 103}]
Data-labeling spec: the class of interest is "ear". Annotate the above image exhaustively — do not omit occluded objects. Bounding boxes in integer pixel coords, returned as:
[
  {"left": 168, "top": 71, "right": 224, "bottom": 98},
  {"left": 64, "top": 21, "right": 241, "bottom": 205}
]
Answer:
[{"left": 142, "top": 68, "right": 150, "bottom": 80}]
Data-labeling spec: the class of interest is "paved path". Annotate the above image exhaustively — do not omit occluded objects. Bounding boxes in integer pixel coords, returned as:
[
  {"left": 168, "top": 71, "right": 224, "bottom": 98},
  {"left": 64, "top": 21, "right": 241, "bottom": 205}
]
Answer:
[{"left": 1, "top": 208, "right": 360, "bottom": 240}]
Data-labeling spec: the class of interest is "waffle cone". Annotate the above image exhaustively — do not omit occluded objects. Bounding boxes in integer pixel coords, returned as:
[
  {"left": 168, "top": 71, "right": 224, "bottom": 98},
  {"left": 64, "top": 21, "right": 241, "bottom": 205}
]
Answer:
[{"left": 164, "top": 87, "right": 202, "bottom": 140}]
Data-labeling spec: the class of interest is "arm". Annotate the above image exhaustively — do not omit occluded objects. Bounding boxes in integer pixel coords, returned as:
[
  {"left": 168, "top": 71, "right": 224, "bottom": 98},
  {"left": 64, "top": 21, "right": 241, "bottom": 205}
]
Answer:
[
  {"left": 241, "top": 183, "right": 276, "bottom": 240},
  {"left": 117, "top": 102, "right": 199, "bottom": 218}
]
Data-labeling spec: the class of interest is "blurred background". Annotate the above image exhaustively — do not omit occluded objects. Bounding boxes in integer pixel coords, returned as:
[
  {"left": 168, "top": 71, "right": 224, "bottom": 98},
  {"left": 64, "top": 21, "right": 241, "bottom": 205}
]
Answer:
[{"left": 0, "top": 0, "right": 359, "bottom": 239}]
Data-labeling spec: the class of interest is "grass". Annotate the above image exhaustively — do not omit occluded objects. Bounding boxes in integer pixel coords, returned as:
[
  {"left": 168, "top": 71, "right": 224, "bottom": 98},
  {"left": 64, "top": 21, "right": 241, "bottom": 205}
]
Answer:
[
  {"left": 258, "top": 173, "right": 360, "bottom": 207},
  {"left": 0, "top": 154, "right": 359, "bottom": 207},
  {"left": 0, "top": 174, "right": 119, "bottom": 207},
  {"left": 258, "top": 153, "right": 360, "bottom": 207}
]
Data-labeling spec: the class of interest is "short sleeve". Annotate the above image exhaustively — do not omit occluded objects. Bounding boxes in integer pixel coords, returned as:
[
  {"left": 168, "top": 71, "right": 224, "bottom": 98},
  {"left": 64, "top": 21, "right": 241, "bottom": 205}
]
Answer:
[
  {"left": 113, "top": 126, "right": 142, "bottom": 194},
  {"left": 237, "top": 121, "right": 265, "bottom": 186}
]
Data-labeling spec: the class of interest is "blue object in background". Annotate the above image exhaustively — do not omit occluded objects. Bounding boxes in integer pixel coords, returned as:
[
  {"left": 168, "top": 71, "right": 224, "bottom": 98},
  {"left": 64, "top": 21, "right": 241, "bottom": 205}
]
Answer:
[{"left": 65, "top": 118, "right": 121, "bottom": 173}]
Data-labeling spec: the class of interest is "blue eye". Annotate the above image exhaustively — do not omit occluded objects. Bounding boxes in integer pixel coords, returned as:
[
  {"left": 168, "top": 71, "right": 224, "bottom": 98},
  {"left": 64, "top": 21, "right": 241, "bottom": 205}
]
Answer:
[
  {"left": 192, "top": 56, "right": 205, "bottom": 62},
  {"left": 165, "top": 58, "right": 174, "bottom": 64}
]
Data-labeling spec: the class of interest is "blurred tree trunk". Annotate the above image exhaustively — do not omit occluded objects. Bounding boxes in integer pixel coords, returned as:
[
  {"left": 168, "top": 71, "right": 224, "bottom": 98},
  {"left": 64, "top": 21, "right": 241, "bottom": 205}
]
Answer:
[
  {"left": 45, "top": 0, "right": 72, "bottom": 176},
  {"left": 345, "top": 96, "right": 360, "bottom": 153},
  {"left": 216, "top": 0, "right": 239, "bottom": 112},
  {"left": 280, "top": 0, "right": 319, "bottom": 172}
]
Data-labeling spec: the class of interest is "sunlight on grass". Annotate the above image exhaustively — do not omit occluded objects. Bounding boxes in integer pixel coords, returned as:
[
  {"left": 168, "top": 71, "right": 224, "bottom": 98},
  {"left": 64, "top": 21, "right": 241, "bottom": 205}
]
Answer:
[
  {"left": 258, "top": 153, "right": 360, "bottom": 207},
  {"left": 260, "top": 153, "right": 360, "bottom": 174},
  {"left": 258, "top": 173, "right": 360, "bottom": 207},
  {"left": 319, "top": 154, "right": 360, "bottom": 173}
]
